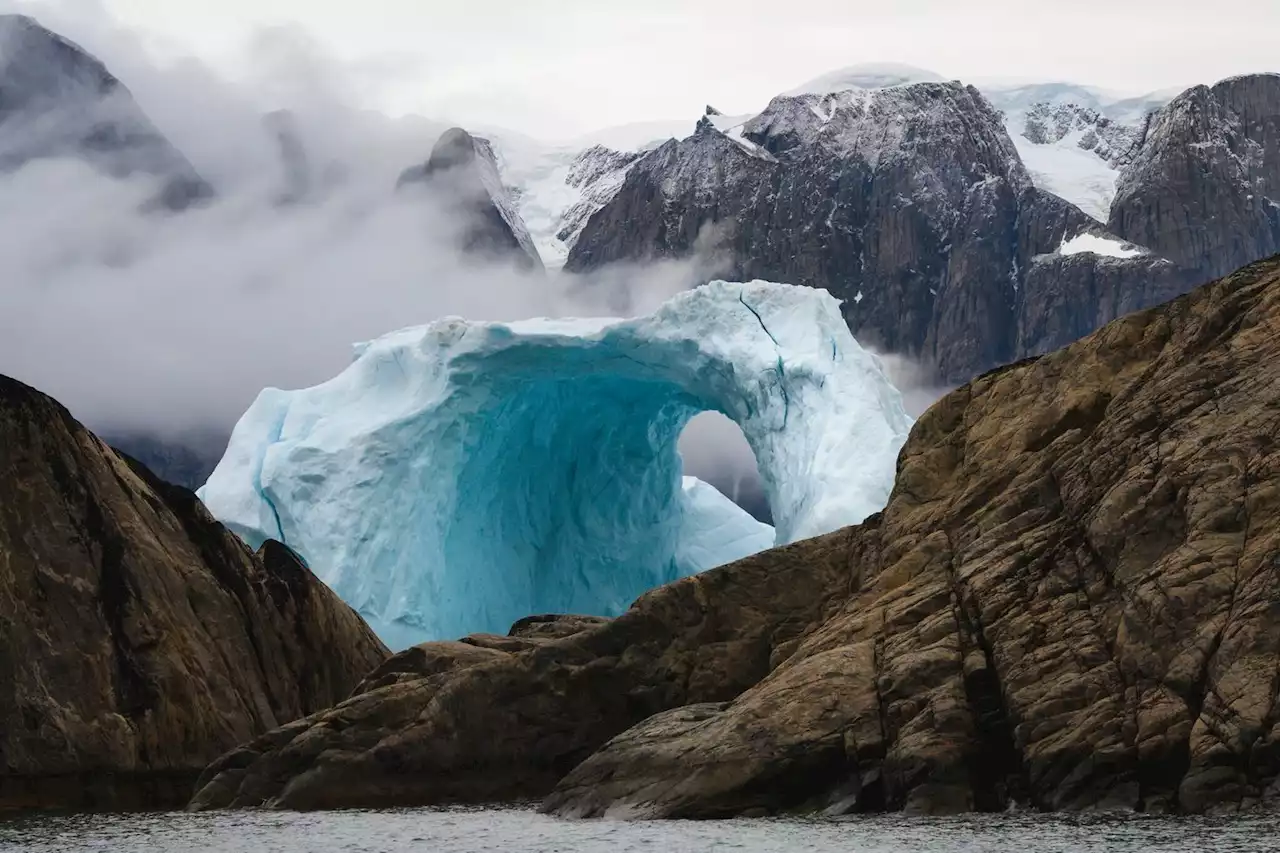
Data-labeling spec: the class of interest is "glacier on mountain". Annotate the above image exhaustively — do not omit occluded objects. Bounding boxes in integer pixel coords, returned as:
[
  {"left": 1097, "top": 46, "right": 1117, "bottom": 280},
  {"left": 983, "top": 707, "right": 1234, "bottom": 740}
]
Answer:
[{"left": 198, "top": 281, "right": 912, "bottom": 648}]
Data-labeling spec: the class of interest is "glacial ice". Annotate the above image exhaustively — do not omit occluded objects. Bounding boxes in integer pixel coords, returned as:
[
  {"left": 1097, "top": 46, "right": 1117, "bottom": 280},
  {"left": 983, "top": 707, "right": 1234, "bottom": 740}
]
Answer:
[{"left": 198, "top": 281, "right": 913, "bottom": 648}]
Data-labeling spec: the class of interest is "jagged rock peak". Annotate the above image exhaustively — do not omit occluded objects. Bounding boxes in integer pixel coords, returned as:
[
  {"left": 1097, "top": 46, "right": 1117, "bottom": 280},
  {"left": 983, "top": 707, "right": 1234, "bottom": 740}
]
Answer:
[
  {"left": 397, "top": 127, "right": 543, "bottom": 269},
  {"left": 704, "top": 105, "right": 723, "bottom": 116},
  {"left": 1109, "top": 72, "right": 1280, "bottom": 282},
  {"left": 1022, "top": 101, "right": 1143, "bottom": 168},
  {"left": 0, "top": 13, "right": 212, "bottom": 209},
  {"left": 426, "top": 126, "right": 483, "bottom": 172}
]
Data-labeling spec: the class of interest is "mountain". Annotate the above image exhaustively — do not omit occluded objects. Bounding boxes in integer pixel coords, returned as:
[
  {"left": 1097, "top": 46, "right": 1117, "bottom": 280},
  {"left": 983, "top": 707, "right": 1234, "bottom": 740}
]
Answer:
[
  {"left": 484, "top": 69, "right": 1280, "bottom": 386},
  {"left": 560, "top": 80, "right": 1166, "bottom": 383},
  {"left": 190, "top": 254, "right": 1280, "bottom": 814},
  {"left": 104, "top": 430, "right": 228, "bottom": 491},
  {"left": 1109, "top": 73, "right": 1280, "bottom": 283},
  {"left": 397, "top": 127, "right": 543, "bottom": 269},
  {"left": 0, "top": 374, "right": 388, "bottom": 810},
  {"left": 0, "top": 14, "right": 211, "bottom": 209}
]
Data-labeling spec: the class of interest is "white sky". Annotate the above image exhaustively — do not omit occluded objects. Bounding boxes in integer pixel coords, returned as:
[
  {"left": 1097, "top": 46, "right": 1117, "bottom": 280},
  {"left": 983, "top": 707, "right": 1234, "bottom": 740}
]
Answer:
[{"left": 20, "top": 0, "right": 1280, "bottom": 139}]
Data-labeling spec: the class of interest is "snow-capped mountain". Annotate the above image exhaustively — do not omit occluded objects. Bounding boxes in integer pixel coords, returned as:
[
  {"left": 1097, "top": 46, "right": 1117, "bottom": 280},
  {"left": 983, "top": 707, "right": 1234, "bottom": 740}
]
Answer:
[
  {"left": 471, "top": 63, "right": 1279, "bottom": 384},
  {"left": 486, "top": 109, "right": 752, "bottom": 267},
  {"left": 485, "top": 65, "right": 1178, "bottom": 265},
  {"left": 488, "top": 64, "right": 1280, "bottom": 385},
  {"left": 550, "top": 77, "right": 1180, "bottom": 383}
]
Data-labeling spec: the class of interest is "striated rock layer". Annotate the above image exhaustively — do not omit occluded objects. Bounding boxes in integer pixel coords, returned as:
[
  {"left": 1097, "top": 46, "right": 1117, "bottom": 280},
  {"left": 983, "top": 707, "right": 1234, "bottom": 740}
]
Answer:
[
  {"left": 0, "top": 376, "right": 388, "bottom": 811},
  {"left": 192, "top": 255, "right": 1280, "bottom": 816}
]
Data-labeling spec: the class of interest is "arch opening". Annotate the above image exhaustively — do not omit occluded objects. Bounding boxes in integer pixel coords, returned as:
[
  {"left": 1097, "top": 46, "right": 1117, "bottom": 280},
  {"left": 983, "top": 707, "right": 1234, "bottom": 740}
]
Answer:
[{"left": 679, "top": 411, "right": 772, "bottom": 524}]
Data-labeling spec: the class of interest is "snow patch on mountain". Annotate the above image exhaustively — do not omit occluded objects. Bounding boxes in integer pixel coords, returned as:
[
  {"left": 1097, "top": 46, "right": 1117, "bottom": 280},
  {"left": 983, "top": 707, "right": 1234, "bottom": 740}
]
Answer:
[
  {"left": 1012, "top": 134, "right": 1122, "bottom": 222},
  {"left": 489, "top": 136, "right": 640, "bottom": 267},
  {"left": 980, "top": 82, "right": 1175, "bottom": 221},
  {"left": 1059, "top": 232, "right": 1144, "bottom": 258},
  {"left": 198, "top": 280, "right": 913, "bottom": 647}
]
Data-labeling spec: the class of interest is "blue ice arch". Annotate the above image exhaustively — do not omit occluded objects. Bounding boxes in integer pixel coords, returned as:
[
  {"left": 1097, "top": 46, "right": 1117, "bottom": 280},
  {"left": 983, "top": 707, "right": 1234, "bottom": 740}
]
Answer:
[{"left": 198, "top": 281, "right": 913, "bottom": 648}]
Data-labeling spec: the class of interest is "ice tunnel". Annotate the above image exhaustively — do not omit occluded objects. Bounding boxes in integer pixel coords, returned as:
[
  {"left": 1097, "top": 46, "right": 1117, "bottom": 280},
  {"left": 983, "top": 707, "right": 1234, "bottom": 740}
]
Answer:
[{"left": 198, "top": 281, "right": 913, "bottom": 648}]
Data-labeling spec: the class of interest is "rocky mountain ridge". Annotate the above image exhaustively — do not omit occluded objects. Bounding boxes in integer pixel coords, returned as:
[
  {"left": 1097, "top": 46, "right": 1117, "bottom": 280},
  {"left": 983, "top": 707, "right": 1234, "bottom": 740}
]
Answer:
[
  {"left": 0, "top": 374, "right": 388, "bottom": 810},
  {"left": 1109, "top": 73, "right": 1280, "bottom": 284},
  {"left": 561, "top": 79, "right": 1172, "bottom": 383},
  {"left": 0, "top": 14, "right": 211, "bottom": 209}
]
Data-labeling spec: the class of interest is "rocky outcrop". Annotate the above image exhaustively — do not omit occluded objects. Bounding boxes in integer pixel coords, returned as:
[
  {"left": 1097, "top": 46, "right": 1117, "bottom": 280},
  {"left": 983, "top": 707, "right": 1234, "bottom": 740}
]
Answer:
[
  {"left": 555, "top": 144, "right": 642, "bottom": 253},
  {"left": 1110, "top": 74, "right": 1280, "bottom": 283},
  {"left": 0, "top": 375, "right": 388, "bottom": 811},
  {"left": 1021, "top": 102, "right": 1144, "bottom": 168},
  {"left": 397, "top": 127, "right": 543, "bottom": 269},
  {"left": 190, "top": 255, "right": 1280, "bottom": 816},
  {"left": 564, "top": 82, "right": 1184, "bottom": 384},
  {"left": 0, "top": 14, "right": 211, "bottom": 209},
  {"left": 1015, "top": 249, "right": 1186, "bottom": 357}
]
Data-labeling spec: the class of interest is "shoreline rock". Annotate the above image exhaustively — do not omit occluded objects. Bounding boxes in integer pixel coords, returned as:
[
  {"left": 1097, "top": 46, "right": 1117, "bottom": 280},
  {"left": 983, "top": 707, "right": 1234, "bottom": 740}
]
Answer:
[
  {"left": 0, "top": 376, "right": 388, "bottom": 812},
  {"left": 190, "top": 254, "right": 1280, "bottom": 817}
]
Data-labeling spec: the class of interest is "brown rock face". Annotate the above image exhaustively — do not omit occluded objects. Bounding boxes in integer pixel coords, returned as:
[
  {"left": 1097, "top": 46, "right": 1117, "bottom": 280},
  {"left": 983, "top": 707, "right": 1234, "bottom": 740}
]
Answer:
[
  {"left": 191, "top": 255, "right": 1280, "bottom": 817},
  {"left": 0, "top": 375, "right": 388, "bottom": 811}
]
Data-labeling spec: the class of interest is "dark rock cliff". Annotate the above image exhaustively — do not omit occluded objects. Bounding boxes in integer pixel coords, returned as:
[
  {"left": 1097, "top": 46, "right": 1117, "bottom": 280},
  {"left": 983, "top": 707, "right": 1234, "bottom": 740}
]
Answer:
[
  {"left": 565, "top": 82, "right": 1177, "bottom": 384},
  {"left": 190, "top": 255, "right": 1280, "bottom": 816},
  {"left": 0, "top": 376, "right": 388, "bottom": 811},
  {"left": 0, "top": 14, "right": 211, "bottom": 209},
  {"left": 397, "top": 127, "right": 543, "bottom": 269},
  {"left": 1109, "top": 73, "right": 1280, "bottom": 284}
]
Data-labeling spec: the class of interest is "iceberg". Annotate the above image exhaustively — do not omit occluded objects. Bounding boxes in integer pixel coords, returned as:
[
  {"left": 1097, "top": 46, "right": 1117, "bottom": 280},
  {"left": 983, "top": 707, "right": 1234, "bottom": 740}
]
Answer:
[{"left": 198, "top": 281, "right": 913, "bottom": 647}]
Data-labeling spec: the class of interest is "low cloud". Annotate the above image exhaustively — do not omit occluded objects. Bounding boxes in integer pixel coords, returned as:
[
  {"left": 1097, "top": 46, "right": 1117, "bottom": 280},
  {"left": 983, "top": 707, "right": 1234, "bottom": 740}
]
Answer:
[
  {"left": 0, "top": 1, "right": 713, "bottom": 436},
  {"left": 867, "top": 348, "right": 955, "bottom": 418}
]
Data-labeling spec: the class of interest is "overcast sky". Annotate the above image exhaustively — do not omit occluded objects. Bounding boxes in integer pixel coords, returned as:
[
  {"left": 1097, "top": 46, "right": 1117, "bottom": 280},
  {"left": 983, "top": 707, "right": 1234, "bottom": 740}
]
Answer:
[{"left": 18, "top": 0, "right": 1277, "bottom": 139}]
